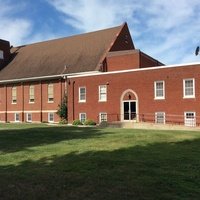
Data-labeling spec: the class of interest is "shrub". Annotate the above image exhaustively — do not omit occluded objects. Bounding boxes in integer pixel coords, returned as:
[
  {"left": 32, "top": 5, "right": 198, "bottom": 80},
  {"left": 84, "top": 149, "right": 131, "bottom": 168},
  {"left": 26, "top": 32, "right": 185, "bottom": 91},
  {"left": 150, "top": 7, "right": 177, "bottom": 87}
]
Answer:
[
  {"left": 72, "top": 119, "right": 83, "bottom": 126},
  {"left": 57, "top": 95, "right": 67, "bottom": 121},
  {"left": 59, "top": 119, "right": 68, "bottom": 124},
  {"left": 84, "top": 119, "right": 96, "bottom": 126},
  {"left": 99, "top": 121, "right": 109, "bottom": 128}
]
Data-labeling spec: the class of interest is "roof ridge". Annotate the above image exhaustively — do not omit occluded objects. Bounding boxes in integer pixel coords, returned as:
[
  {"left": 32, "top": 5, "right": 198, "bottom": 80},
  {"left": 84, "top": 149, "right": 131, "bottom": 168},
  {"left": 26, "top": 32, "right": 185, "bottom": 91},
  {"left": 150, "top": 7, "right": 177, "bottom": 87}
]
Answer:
[{"left": 12, "top": 24, "right": 123, "bottom": 48}]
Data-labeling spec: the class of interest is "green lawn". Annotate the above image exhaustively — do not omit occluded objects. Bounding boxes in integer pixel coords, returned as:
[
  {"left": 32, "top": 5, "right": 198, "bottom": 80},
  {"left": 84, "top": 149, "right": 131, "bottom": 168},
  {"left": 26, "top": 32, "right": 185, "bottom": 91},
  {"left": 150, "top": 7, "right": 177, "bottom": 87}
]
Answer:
[{"left": 0, "top": 124, "right": 200, "bottom": 200}]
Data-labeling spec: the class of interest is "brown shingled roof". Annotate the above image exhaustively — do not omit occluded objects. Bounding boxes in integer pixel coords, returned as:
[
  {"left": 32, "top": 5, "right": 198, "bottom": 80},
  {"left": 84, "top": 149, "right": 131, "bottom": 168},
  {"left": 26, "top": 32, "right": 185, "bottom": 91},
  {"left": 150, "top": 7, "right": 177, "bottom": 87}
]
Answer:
[{"left": 0, "top": 24, "right": 129, "bottom": 82}]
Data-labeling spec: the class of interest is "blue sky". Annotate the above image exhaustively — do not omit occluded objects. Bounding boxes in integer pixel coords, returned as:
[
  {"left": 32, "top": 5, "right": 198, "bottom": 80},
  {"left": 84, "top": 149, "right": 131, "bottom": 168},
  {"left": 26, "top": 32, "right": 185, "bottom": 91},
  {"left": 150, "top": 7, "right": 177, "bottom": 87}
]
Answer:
[{"left": 0, "top": 0, "right": 200, "bottom": 65}]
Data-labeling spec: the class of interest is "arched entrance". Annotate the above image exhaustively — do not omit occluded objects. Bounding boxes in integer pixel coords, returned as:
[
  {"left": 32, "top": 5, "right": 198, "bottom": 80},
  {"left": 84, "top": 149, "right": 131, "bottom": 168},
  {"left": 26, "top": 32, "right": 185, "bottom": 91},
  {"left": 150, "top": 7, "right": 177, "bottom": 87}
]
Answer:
[{"left": 120, "top": 89, "right": 139, "bottom": 122}]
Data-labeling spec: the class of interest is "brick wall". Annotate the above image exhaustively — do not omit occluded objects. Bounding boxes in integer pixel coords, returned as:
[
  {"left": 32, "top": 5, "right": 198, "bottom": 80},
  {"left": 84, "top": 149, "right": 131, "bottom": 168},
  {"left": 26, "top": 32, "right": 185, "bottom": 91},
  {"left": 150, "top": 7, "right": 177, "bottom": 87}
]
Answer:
[
  {"left": 0, "top": 79, "right": 66, "bottom": 123},
  {"left": 68, "top": 64, "right": 200, "bottom": 125},
  {"left": 0, "top": 39, "right": 10, "bottom": 69}
]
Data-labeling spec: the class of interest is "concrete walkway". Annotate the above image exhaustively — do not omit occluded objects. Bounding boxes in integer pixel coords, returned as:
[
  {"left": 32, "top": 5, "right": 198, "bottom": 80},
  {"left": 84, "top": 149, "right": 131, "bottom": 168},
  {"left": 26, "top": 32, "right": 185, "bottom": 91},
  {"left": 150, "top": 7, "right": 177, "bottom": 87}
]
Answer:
[{"left": 109, "top": 121, "right": 200, "bottom": 131}]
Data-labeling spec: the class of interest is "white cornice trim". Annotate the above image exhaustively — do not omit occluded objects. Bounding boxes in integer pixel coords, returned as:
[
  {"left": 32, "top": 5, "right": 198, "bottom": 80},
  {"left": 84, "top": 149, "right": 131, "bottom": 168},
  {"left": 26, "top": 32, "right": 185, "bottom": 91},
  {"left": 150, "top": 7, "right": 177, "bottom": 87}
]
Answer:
[
  {"left": 0, "top": 71, "right": 99, "bottom": 84},
  {"left": 68, "top": 62, "right": 200, "bottom": 79}
]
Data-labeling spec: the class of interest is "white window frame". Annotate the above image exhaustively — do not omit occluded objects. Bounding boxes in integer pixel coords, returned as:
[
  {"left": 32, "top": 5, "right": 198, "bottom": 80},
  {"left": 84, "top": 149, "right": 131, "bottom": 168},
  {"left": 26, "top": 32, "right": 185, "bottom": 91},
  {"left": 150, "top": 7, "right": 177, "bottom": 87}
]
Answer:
[
  {"left": 154, "top": 81, "right": 165, "bottom": 100},
  {"left": 0, "top": 50, "right": 3, "bottom": 59},
  {"left": 48, "top": 83, "right": 54, "bottom": 103},
  {"left": 29, "top": 85, "right": 35, "bottom": 103},
  {"left": 12, "top": 86, "right": 17, "bottom": 104},
  {"left": 14, "top": 113, "right": 20, "bottom": 122},
  {"left": 183, "top": 78, "right": 195, "bottom": 98},
  {"left": 79, "top": 113, "right": 86, "bottom": 123},
  {"left": 79, "top": 87, "right": 86, "bottom": 102},
  {"left": 155, "top": 112, "right": 165, "bottom": 124},
  {"left": 184, "top": 112, "right": 196, "bottom": 127},
  {"left": 99, "top": 112, "right": 107, "bottom": 123},
  {"left": 26, "top": 113, "right": 32, "bottom": 122},
  {"left": 99, "top": 85, "right": 107, "bottom": 102},
  {"left": 48, "top": 112, "right": 54, "bottom": 123}
]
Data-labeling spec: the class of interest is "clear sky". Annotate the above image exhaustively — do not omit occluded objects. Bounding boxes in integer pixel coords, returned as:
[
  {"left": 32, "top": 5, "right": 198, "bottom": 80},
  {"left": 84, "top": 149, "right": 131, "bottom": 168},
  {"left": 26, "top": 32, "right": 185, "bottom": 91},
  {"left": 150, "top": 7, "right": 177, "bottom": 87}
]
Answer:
[{"left": 0, "top": 0, "right": 200, "bottom": 65}]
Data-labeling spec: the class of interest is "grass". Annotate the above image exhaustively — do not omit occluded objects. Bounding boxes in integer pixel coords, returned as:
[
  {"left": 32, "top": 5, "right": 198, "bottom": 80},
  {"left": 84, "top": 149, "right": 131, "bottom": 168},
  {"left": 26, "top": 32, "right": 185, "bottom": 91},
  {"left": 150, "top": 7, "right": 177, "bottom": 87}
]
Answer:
[{"left": 0, "top": 123, "right": 200, "bottom": 200}]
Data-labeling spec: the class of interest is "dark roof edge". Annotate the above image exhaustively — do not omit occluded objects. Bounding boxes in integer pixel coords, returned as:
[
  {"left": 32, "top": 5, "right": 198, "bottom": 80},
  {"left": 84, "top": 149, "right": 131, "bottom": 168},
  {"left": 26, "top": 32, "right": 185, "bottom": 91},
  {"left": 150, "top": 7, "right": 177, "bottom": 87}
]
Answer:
[
  {"left": 94, "top": 22, "right": 126, "bottom": 71},
  {"left": 0, "top": 71, "right": 99, "bottom": 84}
]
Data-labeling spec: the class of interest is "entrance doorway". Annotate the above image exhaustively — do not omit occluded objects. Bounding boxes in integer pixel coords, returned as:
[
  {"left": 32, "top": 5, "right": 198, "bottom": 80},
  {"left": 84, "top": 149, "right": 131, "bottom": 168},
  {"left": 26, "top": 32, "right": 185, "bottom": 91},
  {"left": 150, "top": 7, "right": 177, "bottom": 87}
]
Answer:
[
  {"left": 123, "top": 101, "right": 136, "bottom": 120},
  {"left": 120, "top": 89, "right": 139, "bottom": 122}
]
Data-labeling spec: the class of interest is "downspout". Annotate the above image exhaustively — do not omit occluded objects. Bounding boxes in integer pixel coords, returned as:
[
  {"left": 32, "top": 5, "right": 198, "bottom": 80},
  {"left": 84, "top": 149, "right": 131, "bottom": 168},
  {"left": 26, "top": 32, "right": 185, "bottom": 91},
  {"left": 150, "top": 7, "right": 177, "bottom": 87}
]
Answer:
[
  {"left": 40, "top": 81, "right": 43, "bottom": 122},
  {"left": 22, "top": 83, "right": 24, "bottom": 122},
  {"left": 72, "top": 81, "right": 75, "bottom": 121},
  {"left": 5, "top": 84, "right": 7, "bottom": 122}
]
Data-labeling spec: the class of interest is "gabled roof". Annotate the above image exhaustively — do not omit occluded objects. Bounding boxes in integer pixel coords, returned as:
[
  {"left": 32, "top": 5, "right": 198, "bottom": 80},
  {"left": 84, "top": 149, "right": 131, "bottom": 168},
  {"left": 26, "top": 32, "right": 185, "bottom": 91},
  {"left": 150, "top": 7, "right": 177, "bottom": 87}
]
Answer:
[{"left": 0, "top": 23, "right": 134, "bottom": 82}]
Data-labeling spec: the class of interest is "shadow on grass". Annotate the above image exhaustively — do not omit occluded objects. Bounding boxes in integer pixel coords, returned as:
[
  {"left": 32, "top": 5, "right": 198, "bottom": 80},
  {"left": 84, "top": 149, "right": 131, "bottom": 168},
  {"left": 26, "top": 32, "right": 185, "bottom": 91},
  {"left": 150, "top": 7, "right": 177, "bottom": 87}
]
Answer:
[
  {"left": 0, "top": 126, "right": 105, "bottom": 153},
  {"left": 0, "top": 138, "right": 200, "bottom": 200}
]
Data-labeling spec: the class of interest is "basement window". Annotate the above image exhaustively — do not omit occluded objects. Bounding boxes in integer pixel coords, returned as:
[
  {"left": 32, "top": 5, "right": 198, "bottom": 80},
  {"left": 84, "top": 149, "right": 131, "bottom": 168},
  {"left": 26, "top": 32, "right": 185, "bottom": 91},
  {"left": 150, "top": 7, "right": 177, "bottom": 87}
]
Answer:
[
  {"left": 0, "top": 50, "right": 3, "bottom": 59},
  {"left": 26, "top": 113, "right": 32, "bottom": 122},
  {"left": 48, "top": 113, "right": 54, "bottom": 123},
  {"left": 184, "top": 112, "right": 196, "bottom": 127},
  {"left": 14, "top": 113, "right": 20, "bottom": 122},
  {"left": 79, "top": 113, "right": 86, "bottom": 123},
  {"left": 99, "top": 112, "right": 107, "bottom": 123},
  {"left": 155, "top": 112, "right": 165, "bottom": 124}
]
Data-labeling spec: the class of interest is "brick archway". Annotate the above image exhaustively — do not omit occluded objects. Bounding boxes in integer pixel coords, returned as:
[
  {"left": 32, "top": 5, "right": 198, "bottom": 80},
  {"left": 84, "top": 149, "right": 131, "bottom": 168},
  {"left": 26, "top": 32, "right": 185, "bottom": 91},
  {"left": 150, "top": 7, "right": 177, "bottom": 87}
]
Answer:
[{"left": 120, "top": 89, "right": 139, "bottom": 122}]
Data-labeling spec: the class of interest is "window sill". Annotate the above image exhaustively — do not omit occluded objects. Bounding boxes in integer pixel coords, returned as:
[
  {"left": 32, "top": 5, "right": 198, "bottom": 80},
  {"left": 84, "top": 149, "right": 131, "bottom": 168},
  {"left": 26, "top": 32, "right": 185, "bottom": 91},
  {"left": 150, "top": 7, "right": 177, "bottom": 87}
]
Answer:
[
  {"left": 29, "top": 102, "right": 35, "bottom": 104},
  {"left": 98, "top": 100, "right": 107, "bottom": 102},
  {"left": 183, "top": 96, "right": 195, "bottom": 99},
  {"left": 154, "top": 97, "right": 165, "bottom": 100},
  {"left": 12, "top": 102, "right": 17, "bottom": 104},
  {"left": 79, "top": 101, "right": 86, "bottom": 103},
  {"left": 48, "top": 101, "right": 54, "bottom": 103}
]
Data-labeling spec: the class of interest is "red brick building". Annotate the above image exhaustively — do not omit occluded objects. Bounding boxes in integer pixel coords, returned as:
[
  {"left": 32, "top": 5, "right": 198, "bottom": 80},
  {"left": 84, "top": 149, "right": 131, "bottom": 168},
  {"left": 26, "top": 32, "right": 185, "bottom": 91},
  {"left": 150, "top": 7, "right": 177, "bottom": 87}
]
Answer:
[{"left": 0, "top": 23, "right": 200, "bottom": 126}]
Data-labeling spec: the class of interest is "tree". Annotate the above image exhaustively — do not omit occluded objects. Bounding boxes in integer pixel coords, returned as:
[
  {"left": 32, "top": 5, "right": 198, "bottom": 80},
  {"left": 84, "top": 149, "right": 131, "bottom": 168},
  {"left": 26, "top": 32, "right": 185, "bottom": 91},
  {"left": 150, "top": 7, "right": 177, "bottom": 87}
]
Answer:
[{"left": 57, "top": 95, "right": 67, "bottom": 121}]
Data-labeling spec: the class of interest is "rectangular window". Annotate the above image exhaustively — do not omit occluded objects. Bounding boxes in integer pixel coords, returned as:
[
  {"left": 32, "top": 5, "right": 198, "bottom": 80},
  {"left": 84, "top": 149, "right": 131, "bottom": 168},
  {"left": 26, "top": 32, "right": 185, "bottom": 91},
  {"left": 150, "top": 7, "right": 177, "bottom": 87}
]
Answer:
[
  {"left": 99, "top": 112, "right": 107, "bottom": 123},
  {"left": 29, "top": 85, "right": 35, "bottom": 103},
  {"left": 12, "top": 86, "right": 17, "bottom": 103},
  {"left": 48, "top": 83, "right": 54, "bottom": 102},
  {"left": 0, "top": 50, "right": 3, "bottom": 59},
  {"left": 79, "top": 113, "right": 86, "bottom": 123},
  {"left": 154, "top": 81, "right": 165, "bottom": 99},
  {"left": 155, "top": 112, "right": 165, "bottom": 124},
  {"left": 26, "top": 113, "right": 32, "bottom": 122},
  {"left": 99, "top": 85, "right": 107, "bottom": 102},
  {"left": 14, "top": 113, "right": 20, "bottom": 122},
  {"left": 184, "top": 112, "right": 196, "bottom": 127},
  {"left": 183, "top": 79, "right": 195, "bottom": 98},
  {"left": 79, "top": 87, "right": 86, "bottom": 102},
  {"left": 48, "top": 112, "right": 54, "bottom": 123}
]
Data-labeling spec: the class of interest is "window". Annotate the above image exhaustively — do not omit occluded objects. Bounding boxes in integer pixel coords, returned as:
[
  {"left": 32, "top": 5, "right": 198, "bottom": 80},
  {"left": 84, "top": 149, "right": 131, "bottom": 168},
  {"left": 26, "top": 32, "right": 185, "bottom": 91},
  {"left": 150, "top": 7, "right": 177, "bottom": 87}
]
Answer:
[
  {"left": 48, "top": 83, "right": 54, "bottom": 102},
  {"left": 79, "top": 113, "right": 86, "bottom": 123},
  {"left": 14, "top": 113, "right": 20, "bottom": 122},
  {"left": 12, "top": 86, "right": 17, "bottom": 103},
  {"left": 48, "top": 112, "right": 54, "bottom": 123},
  {"left": 26, "top": 113, "right": 32, "bottom": 122},
  {"left": 184, "top": 112, "right": 196, "bottom": 127},
  {"left": 154, "top": 81, "right": 165, "bottom": 99},
  {"left": 29, "top": 85, "right": 35, "bottom": 103},
  {"left": 99, "top": 85, "right": 107, "bottom": 102},
  {"left": 99, "top": 112, "right": 107, "bottom": 123},
  {"left": 0, "top": 50, "right": 3, "bottom": 59},
  {"left": 183, "top": 79, "right": 195, "bottom": 98},
  {"left": 155, "top": 112, "right": 165, "bottom": 124},
  {"left": 79, "top": 87, "right": 86, "bottom": 102}
]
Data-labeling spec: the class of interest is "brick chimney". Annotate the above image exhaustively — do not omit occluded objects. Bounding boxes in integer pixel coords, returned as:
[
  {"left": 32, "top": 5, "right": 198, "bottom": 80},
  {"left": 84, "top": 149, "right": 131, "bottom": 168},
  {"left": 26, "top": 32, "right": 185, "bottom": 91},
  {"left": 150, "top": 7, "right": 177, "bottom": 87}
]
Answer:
[{"left": 0, "top": 39, "right": 10, "bottom": 70}]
